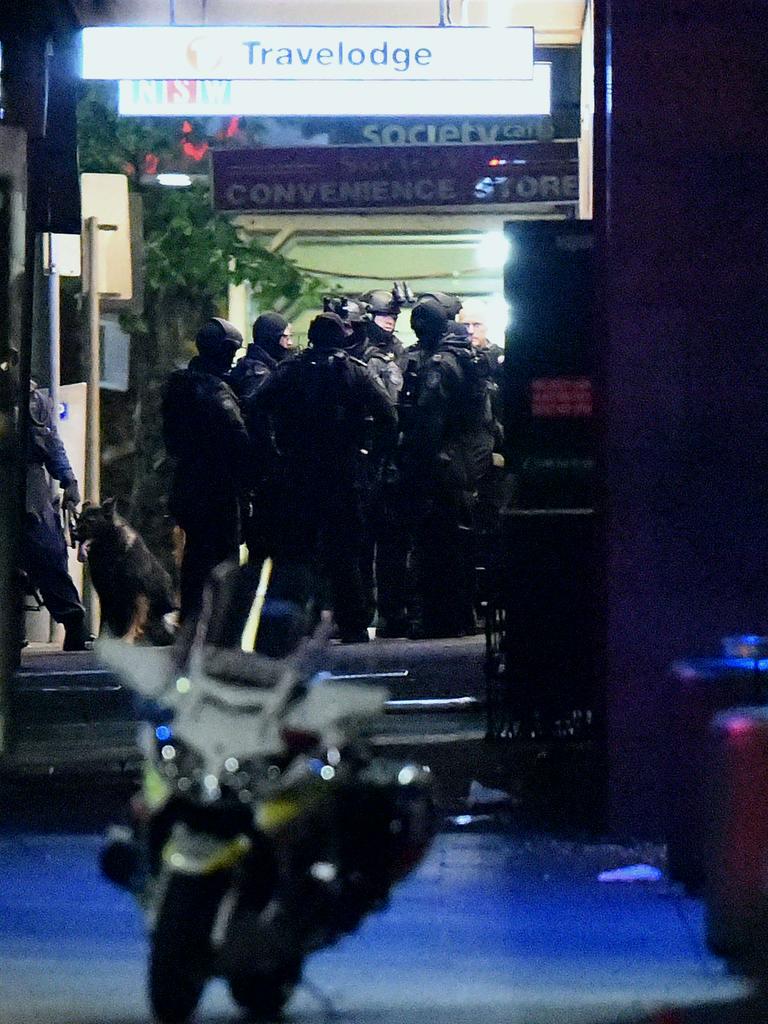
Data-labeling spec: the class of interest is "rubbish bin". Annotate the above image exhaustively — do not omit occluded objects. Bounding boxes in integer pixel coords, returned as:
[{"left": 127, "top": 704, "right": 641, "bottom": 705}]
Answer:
[
  {"left": 666, "top": 643, "right": 768, "bottom": 893},
  {"left": 705, "top": 706, "right": 768, "bottom": 970}
]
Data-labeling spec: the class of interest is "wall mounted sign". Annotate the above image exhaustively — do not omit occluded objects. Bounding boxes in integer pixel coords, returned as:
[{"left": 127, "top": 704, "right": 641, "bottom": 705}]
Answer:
[
  {"left": 212, "top": 142, "right": 578, "bottom": 213},
  {"left": 531, "top": 378, "right": 594, "bottom": 418},
  {"left": 116, "top": 63, "right": 550, "bottom": 118},
  {"left": 83, "top": 26, "right": 534, "bottom": 82}
]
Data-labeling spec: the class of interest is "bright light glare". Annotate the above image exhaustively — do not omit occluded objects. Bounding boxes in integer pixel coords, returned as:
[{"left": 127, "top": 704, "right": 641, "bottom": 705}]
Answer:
[
  {"left": 486, "top": 294, "right": 513, "bottom": 339},
  {"left": 157, "top": 173, "right": 192, "bottom": 188},
  {"left": 476, "top": 231, "right": 511, "bottom": 269}
]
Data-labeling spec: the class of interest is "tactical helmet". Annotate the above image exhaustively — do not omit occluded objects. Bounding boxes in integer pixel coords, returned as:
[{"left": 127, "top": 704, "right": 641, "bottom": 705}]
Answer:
[
  {"left": 252, "top": 311, "right": 288, "bottom": 348},
  {"left": 196, "top": 317, "right": 243, "bottom": 358},
  {"left": 414, "top": 291, "right": 463, "bottom": 321},
  {"left": 410, "top": 297, "right": 448, "bottom": 342},
  {"left": 323, "top": 296, "right": 366, "bottom": 324},
  {"left": 307, "top": 312, "right": 348, "bottom": 349},
  {"left": 362, "top": 289, "right": 403, "bottom": 318}
]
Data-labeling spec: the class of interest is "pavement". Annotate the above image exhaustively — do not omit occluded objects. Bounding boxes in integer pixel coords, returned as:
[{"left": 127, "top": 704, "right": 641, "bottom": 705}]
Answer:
[
  {"left": 0, "top": 813, "right": 756, "bottom": 1024},
  {"left": 0, "top": 638, "right": 763, "bottom": 1023}
]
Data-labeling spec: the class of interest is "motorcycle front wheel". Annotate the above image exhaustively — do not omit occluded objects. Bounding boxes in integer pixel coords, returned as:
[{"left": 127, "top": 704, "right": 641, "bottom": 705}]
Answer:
[
  {"left": 228, "top": 962, "right": 300, "bottom": 1021},
  {"left": 149, "top": 871, "right": 229, "bottom": 1024}
]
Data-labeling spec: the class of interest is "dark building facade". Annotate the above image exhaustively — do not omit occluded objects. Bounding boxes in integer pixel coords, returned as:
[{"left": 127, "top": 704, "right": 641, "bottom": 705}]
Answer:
[{"left": 595, "top": 0, "right": 768, "bottom": 836}]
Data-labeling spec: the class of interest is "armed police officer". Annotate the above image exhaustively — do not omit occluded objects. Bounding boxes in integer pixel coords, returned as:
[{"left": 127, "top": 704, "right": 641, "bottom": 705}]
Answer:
[
  {"left": 22, "top": 380, "right": 90, "bottom": 650},
  {"left": 228, "top": 311, "right": 296, "bottom": 566},
  {"left": 325, "top": 294, "right": 407, "bottom": 629},
  {"left": 401, "top": 293, "right": 495, "bottom": 639},
  {"left": 161, "top": 317, "right": 251, "bottom": 622},
  {"left": 360, "top": 286, "right": 410, "bottom": 373},
  {"left": 328, "top": 292, "right": 405, "bottom": 402},
  {"left": 228, "top": 311, "right": 294, "bottom": 405},
  {"left": 252, "top": 312, "right": 397, "bottom": 644}
]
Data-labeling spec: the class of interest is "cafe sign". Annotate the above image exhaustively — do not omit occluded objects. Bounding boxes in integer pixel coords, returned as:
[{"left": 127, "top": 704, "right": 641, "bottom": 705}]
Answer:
[
  {"left": 83, "top": 26, "right": 534, "bottom": 82},
  {"left": 212, "top": 142, "right": 578, "bottom": 214}
]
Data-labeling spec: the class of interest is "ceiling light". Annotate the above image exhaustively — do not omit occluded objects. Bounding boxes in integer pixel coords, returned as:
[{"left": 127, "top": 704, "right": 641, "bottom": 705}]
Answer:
[
  {"left": 157, "top": 172, "right": 192, "bottom": 187},
  {"left": 475, "top": 231, "right": 511, "bottom": 269}
]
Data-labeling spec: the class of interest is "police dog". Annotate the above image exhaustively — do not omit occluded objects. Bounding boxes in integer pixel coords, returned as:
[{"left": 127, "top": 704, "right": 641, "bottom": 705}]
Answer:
[{"left": 75, "top": 498, "right": 177, "bottom": 644}]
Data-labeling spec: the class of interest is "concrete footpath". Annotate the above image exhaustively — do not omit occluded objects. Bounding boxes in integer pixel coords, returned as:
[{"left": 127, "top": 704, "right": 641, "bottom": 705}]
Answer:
[
  {"left": 0, "top": 637, "right": 762, "bottom": 1022},
  {"left": 3, "top": 635, "right": 487, "bottom": 775},
  {"left": 0, "top": 811, "right": 755, "bottom": 1024}
]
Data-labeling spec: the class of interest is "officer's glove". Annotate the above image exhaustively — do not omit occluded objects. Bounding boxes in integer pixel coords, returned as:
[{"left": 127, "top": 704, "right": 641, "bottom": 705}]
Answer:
[{"left": 62, "top": 479, "right": 81, "bottom": 509}]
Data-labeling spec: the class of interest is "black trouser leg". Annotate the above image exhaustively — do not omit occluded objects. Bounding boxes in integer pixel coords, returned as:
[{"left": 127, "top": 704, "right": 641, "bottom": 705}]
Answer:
[
  {"left": 413, "top": 502, "right": 477, "bottom": 638},
  {"left": 22, "top": 514, "right": 85, "bottom": 623},
  {"left": 320, "top": 506, "right": 368, "bottom": 642},
  {"left": 375, "top": 528, "right": 411, "bottom": 628},
  {"left": 179, "top": 513, "right": 239, "bottom": 624}
]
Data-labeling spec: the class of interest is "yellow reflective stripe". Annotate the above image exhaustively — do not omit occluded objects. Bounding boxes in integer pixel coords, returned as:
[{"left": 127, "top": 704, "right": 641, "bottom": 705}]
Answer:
[
  {"left": 257, "top": 797, "right": 303, "bottom": 831},
  {"left": 163, "top": 834, "right": 251, "bottom": 875},
  {"left": 143, "top": 763, "right": 171, "bottom": 811},
  {"left": 240, "top": 556, "right": 274, "bottom": 651}
]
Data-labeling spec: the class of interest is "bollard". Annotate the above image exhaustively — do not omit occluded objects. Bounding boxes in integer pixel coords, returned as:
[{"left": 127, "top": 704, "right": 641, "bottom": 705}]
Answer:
[
  {"left": 665, "top": 638, "right": 768, "bottom": 893},
  {"left": 705, "top": 707, "right": 768, "bottom": 971}
]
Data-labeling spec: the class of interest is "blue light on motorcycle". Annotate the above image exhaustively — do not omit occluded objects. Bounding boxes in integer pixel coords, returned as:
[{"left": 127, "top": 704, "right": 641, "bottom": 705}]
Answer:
[{"left": 155, "top": 725, "right": 172, "bottom": 741}]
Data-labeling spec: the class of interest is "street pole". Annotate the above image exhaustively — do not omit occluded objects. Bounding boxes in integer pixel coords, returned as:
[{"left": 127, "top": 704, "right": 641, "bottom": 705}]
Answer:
[
  {"left": 85, "top": 215, "right": 100, "bottom": 503},
  {"left": 48, "top": 234, "right": 60, "bottom": 450},
  {"left": 85, "top": 216, "right": 100, "bottom": 634},
  {"left": 47, "top": 232, "right": 61, "bottom": 643}
]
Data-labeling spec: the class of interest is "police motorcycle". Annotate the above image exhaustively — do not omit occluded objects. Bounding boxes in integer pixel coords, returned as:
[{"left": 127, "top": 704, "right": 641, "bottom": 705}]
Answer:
[{"left": 98, "top": 560, "right": 435, "bottom": 1024}]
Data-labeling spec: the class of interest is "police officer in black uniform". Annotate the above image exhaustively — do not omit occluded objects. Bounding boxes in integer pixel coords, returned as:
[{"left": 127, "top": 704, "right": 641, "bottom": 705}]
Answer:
[
  {"left": 252, "top": 312, "right": 397, "bottom": 643},
  {"left": 326, "top": 295, "right": 406, "bottom": 628},
  {"left": 228, "top": 311, "right": 294, "bottom": 405},
  {"left": 402, "top": 293, "right": 495, "bottom": 638},
  {"left": 161, "top": 317, "right": 250, "bottom": 622},
  {"left": 360, "top": 288, "right": 409, "bottom": 372},
  {"left": 22, "top": 380, "right": 90, "bottom": 650},
  {"left": 228, "top": 311, "right": 296, "bottom": 567}
]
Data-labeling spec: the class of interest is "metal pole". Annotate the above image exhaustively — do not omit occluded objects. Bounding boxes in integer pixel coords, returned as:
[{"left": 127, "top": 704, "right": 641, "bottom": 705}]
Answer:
[
  {"left": 48, "top": 234, "right": 60, "bottom": 445},
  {"left": 47, "top": 233, "right": 61, "bottom": 643},
  {"left": 85, "top": 215, "right": 100, "bottom": 503}
]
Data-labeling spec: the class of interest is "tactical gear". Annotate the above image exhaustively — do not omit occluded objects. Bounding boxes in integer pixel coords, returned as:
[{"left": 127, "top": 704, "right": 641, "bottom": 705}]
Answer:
[
  {"left": 62, "top": 479, "right": 81, "bottom": 509},
  {"left": 323, "top": 295, "right": 366, "bottom": 323},
  {"left": 162, "top": 354, "right": 251, "bottom": 620},
  {"left": 410, "top": 299, "right": 448, "bottom": 344},
  {"left": 228, "top": 344, "right": 277, "bottom": 406},
  {"left": 307, "top": 312, "right": 348, "bottom": 349},
  {"left": 414, "top": 291, "right": 463, "bottom": 321},
  {"left": 400, "top": 324, "right": 494, "bottom": 639},
  {"left": 362, "top": 289, "right": 403, "bottom": 317},
  {"left": 247, "top": 344, "right": 396, "bottom": 640},
  {"left": 252, "top": 312, "right": 289, "bottom": 362},
  {"left": 195, "top": 317, "right": 243, "bottom": 361}
]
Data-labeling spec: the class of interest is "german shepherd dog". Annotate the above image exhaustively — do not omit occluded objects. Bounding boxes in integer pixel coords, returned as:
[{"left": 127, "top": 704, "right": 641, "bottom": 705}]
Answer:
[{"left": 75, "top": 498, "right": 177, "bottom": 644}]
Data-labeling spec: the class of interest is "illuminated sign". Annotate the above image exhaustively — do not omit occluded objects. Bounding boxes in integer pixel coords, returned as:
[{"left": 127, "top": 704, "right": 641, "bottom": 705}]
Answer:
[
  {"left": 211, "top": 142, "right": 578, "bottom": 213},
  {"left": 117, "top": 64, "right": 550, "bottom": 118},
  {"left": 82, "top": 25, "right": 534, "bottom": 82}
]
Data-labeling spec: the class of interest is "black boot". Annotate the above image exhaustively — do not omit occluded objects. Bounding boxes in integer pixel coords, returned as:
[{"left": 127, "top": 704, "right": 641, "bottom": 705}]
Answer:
[{"left": 61, "top": 614, "right": 94, "bottom": 652}]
